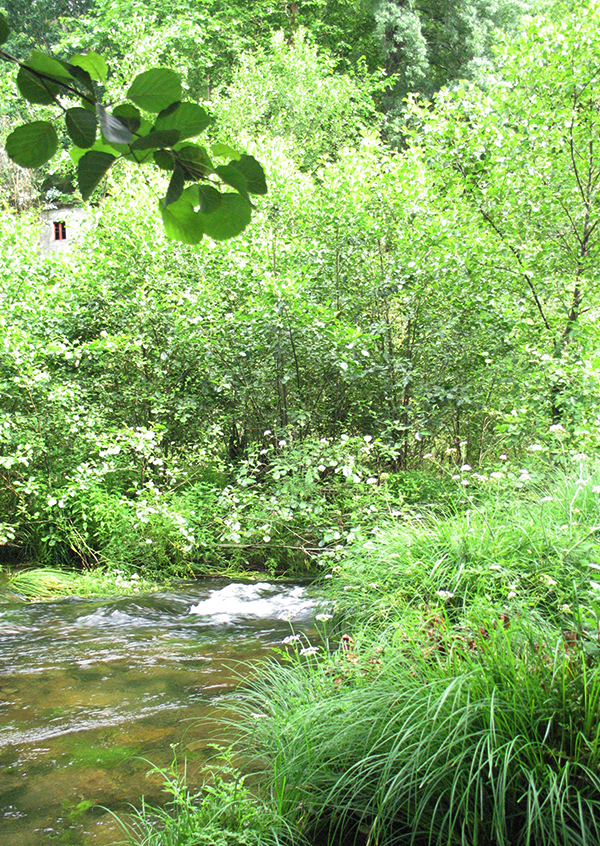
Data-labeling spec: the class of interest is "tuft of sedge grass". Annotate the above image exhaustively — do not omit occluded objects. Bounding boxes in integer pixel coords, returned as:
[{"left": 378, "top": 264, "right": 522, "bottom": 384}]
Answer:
[{"left": 232, "top": 611, "right": 600, "bottom": 846}]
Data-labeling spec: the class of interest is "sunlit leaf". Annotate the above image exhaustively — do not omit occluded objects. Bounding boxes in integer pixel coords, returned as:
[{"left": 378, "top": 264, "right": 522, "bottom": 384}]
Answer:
[
  {"left": 69, "top": 52, "right": 108, "bottom": 83},
  {"left": 127, "top": 68, "right": 182, "bottom": 113},
  {"left": 159, "top": 196, "right": 204, "bottom": 244},
  {"left": 211, "top": 143, "right": 241, "bottom": 160},
  {"left": 26, "top": 50, "right": 74, "bottom": 82}
]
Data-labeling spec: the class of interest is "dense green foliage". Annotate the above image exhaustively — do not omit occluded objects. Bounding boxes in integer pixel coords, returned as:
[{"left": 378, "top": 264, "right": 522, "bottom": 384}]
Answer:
[{"left": 2, "top": 2, "right": 600, "bottom": 844}]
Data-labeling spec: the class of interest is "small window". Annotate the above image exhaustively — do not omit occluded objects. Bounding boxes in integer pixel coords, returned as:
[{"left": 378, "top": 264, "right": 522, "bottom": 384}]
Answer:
[{"left": 53, "top": 220, "right": 67, "bottom": 241}]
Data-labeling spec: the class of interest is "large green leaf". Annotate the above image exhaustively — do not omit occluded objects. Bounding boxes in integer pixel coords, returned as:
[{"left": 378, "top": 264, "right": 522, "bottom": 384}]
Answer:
[
  {"left": 127, "top": 68, "right": 182, "bottom": 113},
  {"left": 69, "top": 52, "right": 107, "bottom": 83},
  {"left": 177, "top": 145, "right": 213, "bottom": 180},
  {"left": 215, "top": 163, "right": 249, "bottom": 198},
  {"left": 6, "top": 121, "right": 58, "bottom": 168},
  {"left": 77, "top": 150, "right": 115, "bottom": 200},
  {"left": 16, "top": 67, "right": 59, "bottom": 105},
  {"left": 197, "top": 185, "right": 222, "bottom": 214},
  {"left": 112, "top": 104, "right": 141, "bottom": 134},
  {"left": 154, "top": 150, "right": 175, "bottom": 171},
  {"left": 96, "top": 104, "right": 133, "bottom": 145},
  {"left": 159, "top": 196, "right": 204, "bottom": 244},
  {"left": 131, "top": 129, "right": 180, "bottom": 151},
  {"left": 0, "top": 12, "right": 9, "bottom": 45},
  {"left": 165, "top": 165, "right": 185, "bottom": 206},
  {"left": 199, "top": 193, "right": 252, "bottom": 241},
  {"left": 26, "top": 50, "right": 74, "bottom": 82},
  {"left": 211, "top": 143, "right": 241, "bottom": 160},
  {"left": 65, "top": 108, "right": 97, "bottom": 148},
  {"left": 231, "top": 154, "right": 268, "bottom": 195},
  {"left": 69, "top": 138, "right": 121, "bottom": 165},
  {"left": 154, "top": 102, "right": 212, "bottom": 140}
]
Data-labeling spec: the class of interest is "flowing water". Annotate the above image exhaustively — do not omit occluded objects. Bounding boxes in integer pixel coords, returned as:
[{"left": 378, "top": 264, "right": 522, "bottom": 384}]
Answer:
[{"left": 0, "top": 580, "right": 319, "bottom": 846}]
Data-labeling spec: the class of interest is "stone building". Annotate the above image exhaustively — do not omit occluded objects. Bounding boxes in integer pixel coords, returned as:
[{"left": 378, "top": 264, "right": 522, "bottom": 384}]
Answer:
[{"left": 39, "top": 206, "right": 87, "bottom": 255}]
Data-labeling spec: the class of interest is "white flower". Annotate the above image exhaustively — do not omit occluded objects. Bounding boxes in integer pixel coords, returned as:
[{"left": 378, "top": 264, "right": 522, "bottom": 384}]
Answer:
[
  {"left": 499, "top": 454, "right": 508, "bottom": 461},
  {"left": 47, "top": 497, "right": 57, "bottom": 507},
  {"left": 263, "top": 429, "right": 272, "bottom": 436},
  {"left": 423, "top": 452, "right": 433, "bottom": 459},
  {"left": 560, "top": 604, "right": 572, "bottom": 614},
  {"left": 549, "top": 424, "right": 565, "bottom": 433},
  {"left": 460, "top": 479, "right": 470, "bottom": 486},
  {"left": 415, "top": 432, "right": 423, "bottom": 441},
  {"left": 282, "top": 634, "right": 301, "bottom": 644},
  {"left": 572, "top": 453, "right": 588, "bottom": 461},
  {"left": 540, "top": 574, "right": 557, "bottom": 587},
  {"left": 490, "top": 471, "right": 504, "bottom": 480},
  {"left": 315, "top": 613, "right": 333, "bottom": 622},
  {"left": 363, "top": 435, "right": 372, "bottom": 443},
  {"left": 278, "top": 439, "right": 287, "bottom": 447},
  {"left": 300, "top": 646, "right": 319, "bottom": 656},
  {"left": 436, "top": 590, "right": 454, "bottom": 600},
  {"left": 507, "top": 591, "right": 517, "bottom": 600},
  {"left": 452, "top": 474, "right": 460, "bottom": 480},
  {"left": 540, "top": 496, "right": 553, "bottom": 503},
  {"left": 593, "top": 486, "right": 600, "bottom": 494},
  {"left": 527, "top": 444, "right": 544, "bottom": 452},
  {"left": 366, "top": 477, "right": 378, "bottom": 485},
  {"left": 460, "top": 464, "right": 472, "bottom": 472},
  {"left": 489, "top": 564, "right": 502, "bottom": 571},
  {"left": 324, "top": 573, "right": 333, "bottom": 579}
]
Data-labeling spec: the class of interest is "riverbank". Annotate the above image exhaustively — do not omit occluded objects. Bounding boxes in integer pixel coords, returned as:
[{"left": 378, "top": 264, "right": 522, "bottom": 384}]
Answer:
[{"left": 119, "top": 455, "right": 600, "bottom": 846}]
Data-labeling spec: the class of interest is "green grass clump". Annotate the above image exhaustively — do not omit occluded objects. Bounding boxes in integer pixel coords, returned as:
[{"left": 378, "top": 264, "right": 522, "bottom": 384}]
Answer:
[
  {"left": 6, "top": 566, "right": 160, "bottom": 600},
  {"left": 233, "top": 613, "right": 600, "bottom": 846},
  {"left": 330, "top": 468, "right": 600, "bottom": 626},
  {"left": 115, "top": 754, "right": 298, "bottom": 846}
]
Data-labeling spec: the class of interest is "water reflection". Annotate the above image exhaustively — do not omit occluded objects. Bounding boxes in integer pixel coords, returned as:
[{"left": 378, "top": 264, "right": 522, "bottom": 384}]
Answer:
[{"left": 0, "top": 580, "right": 318, "bottom": 846}]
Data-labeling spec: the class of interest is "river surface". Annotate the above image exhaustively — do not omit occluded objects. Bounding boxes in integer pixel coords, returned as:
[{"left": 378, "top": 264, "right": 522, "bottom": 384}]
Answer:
[{"left": 0, "top": 580, "right": 319, "bottom": 846}]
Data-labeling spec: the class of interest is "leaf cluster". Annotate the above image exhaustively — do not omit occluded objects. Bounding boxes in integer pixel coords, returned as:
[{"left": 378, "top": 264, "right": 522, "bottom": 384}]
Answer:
[{"left": 0, "top": 12, "right": 266, "bottom": 243}]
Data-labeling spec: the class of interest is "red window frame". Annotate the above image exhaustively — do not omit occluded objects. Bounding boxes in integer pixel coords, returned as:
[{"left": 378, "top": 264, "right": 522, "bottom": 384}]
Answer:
[{"left": 53, "top": 220, "right": 67, "bottom": 241}]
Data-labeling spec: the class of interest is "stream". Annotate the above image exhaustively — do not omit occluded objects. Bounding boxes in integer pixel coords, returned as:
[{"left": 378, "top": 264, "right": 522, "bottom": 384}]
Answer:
[{"left": 0, "top": 580, "right": 319, "bottom": 846}]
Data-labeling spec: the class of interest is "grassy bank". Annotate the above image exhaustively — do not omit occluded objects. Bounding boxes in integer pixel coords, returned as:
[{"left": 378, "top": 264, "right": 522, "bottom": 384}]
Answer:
[{"left": 117, "top": 457, "right": 600, "bottom": 846}]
